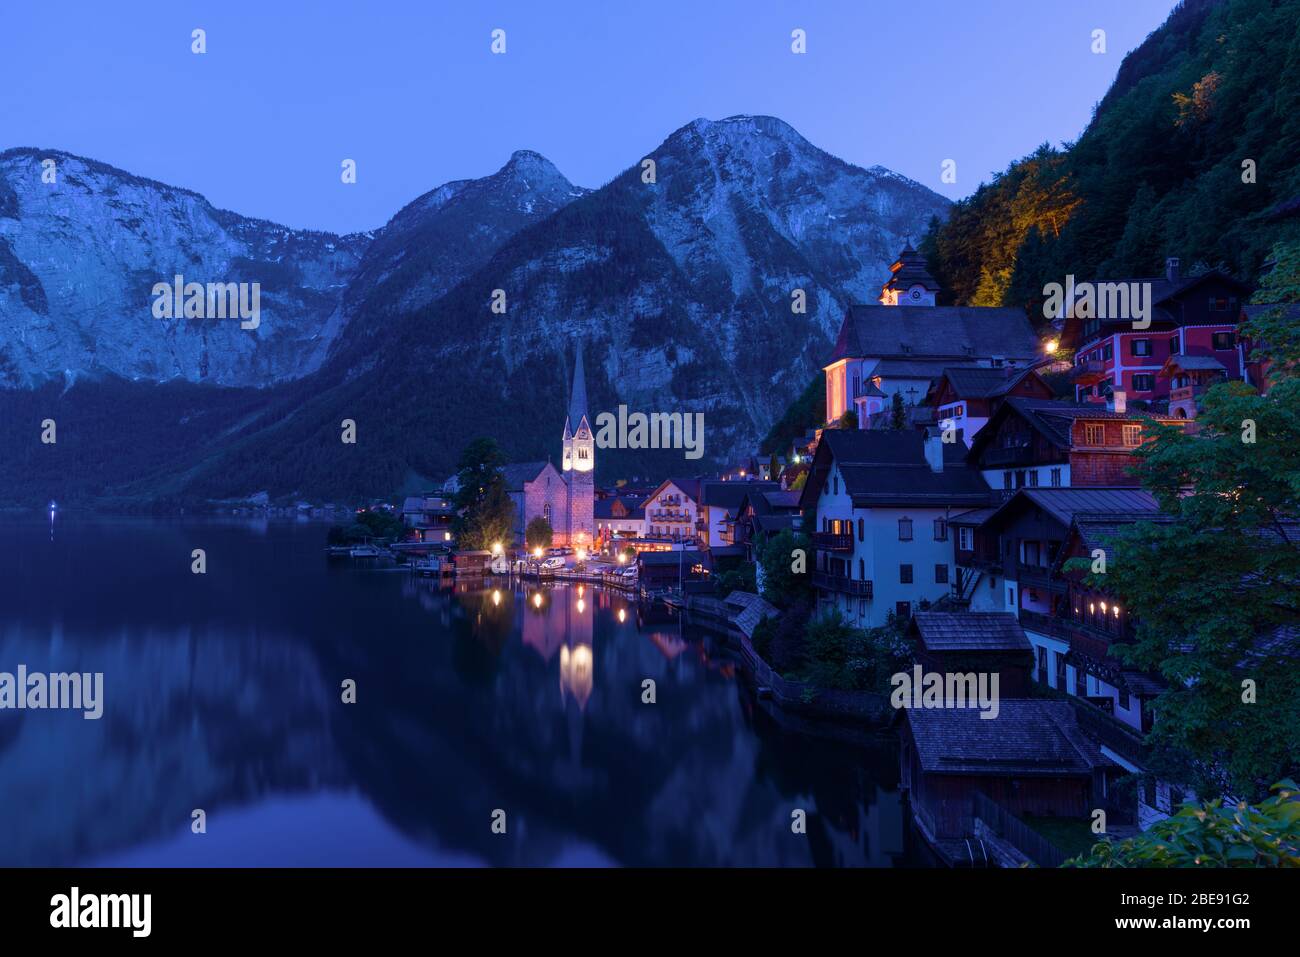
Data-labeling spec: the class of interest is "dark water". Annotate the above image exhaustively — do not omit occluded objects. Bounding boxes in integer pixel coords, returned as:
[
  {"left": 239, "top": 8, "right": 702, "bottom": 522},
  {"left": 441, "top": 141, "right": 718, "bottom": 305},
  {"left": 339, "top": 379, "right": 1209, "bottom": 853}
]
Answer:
[{"left": 0, "top": 515, "right": 918, "bottom": 867}]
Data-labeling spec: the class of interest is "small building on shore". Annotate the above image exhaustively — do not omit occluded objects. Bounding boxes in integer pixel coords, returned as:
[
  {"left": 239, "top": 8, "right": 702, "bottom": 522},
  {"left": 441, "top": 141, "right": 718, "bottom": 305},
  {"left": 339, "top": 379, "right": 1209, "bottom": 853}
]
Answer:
[{"left": 908, "top": 611, "right": 1035, "bottom": 698}]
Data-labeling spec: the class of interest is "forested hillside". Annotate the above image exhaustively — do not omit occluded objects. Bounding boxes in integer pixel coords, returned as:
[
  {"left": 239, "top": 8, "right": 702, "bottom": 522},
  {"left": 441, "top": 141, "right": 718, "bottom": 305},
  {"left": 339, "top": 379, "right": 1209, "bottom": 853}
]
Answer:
[{"left": 921, "top": 0, "right": 1300, "bottom": 311}]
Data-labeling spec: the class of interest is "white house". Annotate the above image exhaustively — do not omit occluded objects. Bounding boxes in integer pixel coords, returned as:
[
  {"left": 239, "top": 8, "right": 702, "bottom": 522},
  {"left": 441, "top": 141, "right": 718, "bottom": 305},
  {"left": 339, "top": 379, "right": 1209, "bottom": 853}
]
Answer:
[{"left": 799, "top": 429, "right": 993, "bottom": 627}]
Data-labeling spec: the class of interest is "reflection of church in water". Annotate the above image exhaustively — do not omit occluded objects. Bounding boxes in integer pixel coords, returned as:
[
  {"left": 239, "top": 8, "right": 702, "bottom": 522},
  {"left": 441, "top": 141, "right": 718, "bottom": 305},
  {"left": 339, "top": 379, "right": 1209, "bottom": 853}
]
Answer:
[{"left": 522, "top": 584, "right": 597, "bottom": 711}]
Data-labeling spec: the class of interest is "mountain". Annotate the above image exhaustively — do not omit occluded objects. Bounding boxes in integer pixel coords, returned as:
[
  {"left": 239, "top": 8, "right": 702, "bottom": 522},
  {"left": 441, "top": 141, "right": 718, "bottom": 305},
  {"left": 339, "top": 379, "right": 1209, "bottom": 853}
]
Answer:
[
  {"left": 0, "top": 116, "right": 949, "bottom": 505},
  {"left": 0, "top": 148, "right": 369, "bottom": 388},
  {"left": 325, "top": 149, "right": 589, "bottom": 368},
  {"left": 921, "top": 0, "right": 1300, "bottom": 311},
  {"left": 180, "top": 115, "right": 951, "bottom": 500}
]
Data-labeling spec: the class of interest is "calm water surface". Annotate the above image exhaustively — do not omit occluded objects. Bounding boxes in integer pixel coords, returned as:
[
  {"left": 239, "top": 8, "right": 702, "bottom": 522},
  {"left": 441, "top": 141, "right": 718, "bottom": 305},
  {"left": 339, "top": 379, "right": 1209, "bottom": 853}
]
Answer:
[{"left": 0, "top": 515, "right": 920, "bottom": 866}]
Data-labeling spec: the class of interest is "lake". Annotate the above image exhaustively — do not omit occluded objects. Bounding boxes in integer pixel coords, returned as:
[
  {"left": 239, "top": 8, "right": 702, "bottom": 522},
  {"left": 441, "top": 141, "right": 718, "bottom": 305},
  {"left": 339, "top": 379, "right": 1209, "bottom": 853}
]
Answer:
[{"left": 0, "top": 514, "right": 921, "bottom": 867}]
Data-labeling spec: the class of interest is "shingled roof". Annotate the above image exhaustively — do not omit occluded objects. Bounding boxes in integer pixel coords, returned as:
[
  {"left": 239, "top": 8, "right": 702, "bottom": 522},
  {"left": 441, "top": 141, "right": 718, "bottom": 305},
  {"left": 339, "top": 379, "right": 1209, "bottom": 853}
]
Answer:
[
  {"left": 905, "top": 700, "right": 1111, "bottom": 776},
  {"left": 500, "top": 461, "right": 552, "bottom": 491},
  {"left": 970, "top": 397, "right": 1183, "bottom": 457},
  {"left": 939, "top": 366, "right": 1038, "bottom": 399},
  {"left": 912, "top": 612, "right": 1032, "bottom": 652},
  {"left": 801, "top": 430, "right": 992, "bottom": 510},
  {"left": 829, "top": 305, "right": 1039, "bottom": 365}
]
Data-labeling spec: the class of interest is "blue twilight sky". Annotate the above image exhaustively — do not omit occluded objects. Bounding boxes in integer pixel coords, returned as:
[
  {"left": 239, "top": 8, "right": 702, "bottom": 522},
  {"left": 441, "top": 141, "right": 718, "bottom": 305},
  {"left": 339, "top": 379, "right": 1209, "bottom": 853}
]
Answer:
[{"left": 0, "top": 0, "right": 1175, "bottom": 235}]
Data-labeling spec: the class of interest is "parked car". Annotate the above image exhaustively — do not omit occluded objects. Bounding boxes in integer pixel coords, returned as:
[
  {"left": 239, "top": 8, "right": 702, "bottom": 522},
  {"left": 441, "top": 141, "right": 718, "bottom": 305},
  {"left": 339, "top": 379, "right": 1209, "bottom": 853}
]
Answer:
[{"left": 540, "top": 557, "right": 566, "bottom": 570}]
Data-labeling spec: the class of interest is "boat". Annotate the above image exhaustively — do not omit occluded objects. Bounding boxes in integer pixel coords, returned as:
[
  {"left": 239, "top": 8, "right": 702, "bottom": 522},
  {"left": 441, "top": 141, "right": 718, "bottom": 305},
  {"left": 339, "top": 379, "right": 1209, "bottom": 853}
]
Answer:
[{"left": 350, "top": 544, "right": 383, "bottom": 558}]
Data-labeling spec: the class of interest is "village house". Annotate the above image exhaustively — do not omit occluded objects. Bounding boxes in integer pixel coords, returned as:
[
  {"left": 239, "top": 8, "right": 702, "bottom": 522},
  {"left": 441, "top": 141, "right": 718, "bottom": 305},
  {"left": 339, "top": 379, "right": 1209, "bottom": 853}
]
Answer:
[
  {"left": 594, "top": 494, "right": 646, "bottom": 549},
  {"left": 900, "top": 699, "right": 1119, "bottom": 866},
  {"left": 399, "top": 492, "right": 457, "bottom": 544},
  {"left": 800, "top": 429, "right": 993, "bottom": 627},
  {"left": 730, "top": 488, "right": 802, "bottom": 560},
  {"left": 927, "top": 366, "right": 1055, "bottom": 447},
  {"left": 1067, "top": 258, "right": 1251, "bottom": 407},
  {"left": 965, "top": 396, "right": 1185, "bottom": 492},
  {"left": 640, "top": 478, "right": 704, "bottom": 547}
]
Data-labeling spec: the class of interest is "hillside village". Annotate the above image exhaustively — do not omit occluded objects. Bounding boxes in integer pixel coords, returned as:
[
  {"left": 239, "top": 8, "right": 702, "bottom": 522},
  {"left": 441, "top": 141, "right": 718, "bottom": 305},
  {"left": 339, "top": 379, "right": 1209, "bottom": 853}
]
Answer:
[{"left": 385, "top": 242, "right": 1299, "bottom": 866}]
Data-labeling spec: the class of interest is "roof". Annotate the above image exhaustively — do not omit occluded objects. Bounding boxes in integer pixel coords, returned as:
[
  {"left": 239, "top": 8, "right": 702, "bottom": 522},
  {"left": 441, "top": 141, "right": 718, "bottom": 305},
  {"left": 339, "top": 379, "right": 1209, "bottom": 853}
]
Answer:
[
  {"left": 700, "top": 479, "right": 780, "bottom": 513},
  {"left": 912, "top": 612, "right": 1032, "bottom": 653},
  {"left": 752, "top": 514, "right": 799, "bottom": 535},
  {"left": 725, "top": 591, "right": 780, "bottom": 639},
  {"left": 870, "top": 358, "right": 981, "bottom": 380},
  {"left": 564, "top": 341, "right": 588, "bottom": 434},
  {"left": 500, "top": 461, "right": 552, "bottom": 491},
  {"left": 650, "top": 478, "right": 703, "bottom": 504},
  {"left": 982, "top": 487, "right": 1161, "bottom": 532},
  {"left": 939, "top": 366, "right": 1038, "bottom": 399},
  {"left": 763, "top": 490, "right": 802, "bottom": 510},
  {"left": 948, "top": 506, "right": 998, "bottom": 526},
  {"left": 1161, "top": 354, "right": 1226, "bottom": 373},
  {"left": 882, "top": 244, "right": 941, "bottom": 295},
  {"left": 638, "top": 549, "right": 707, "bottom": 566},
  {"left": 1070, "top": 512, "right": 1180, "bottom": 568},
  {"left": 905, "top": 700, "right": 1111, "bottom": 776},
  {"left": 594, "top": 495, "right": 646, "bottom": 520},
  {"left": 829, "top": 305, "right": 1039, "bottom": 365},
  {"left": 804, "top": 430, "right": 993, "bottom": 509}
]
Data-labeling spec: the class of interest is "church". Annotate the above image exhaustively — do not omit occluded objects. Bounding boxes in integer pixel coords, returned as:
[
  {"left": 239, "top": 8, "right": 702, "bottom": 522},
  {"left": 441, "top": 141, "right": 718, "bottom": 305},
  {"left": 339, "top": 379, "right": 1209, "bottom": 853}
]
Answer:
[
  {"left": 503, "top": 343, "right": 596, "bottom": 548},
  {"left": 824, "top": 244, "right": 1043, "bottom": 426}
]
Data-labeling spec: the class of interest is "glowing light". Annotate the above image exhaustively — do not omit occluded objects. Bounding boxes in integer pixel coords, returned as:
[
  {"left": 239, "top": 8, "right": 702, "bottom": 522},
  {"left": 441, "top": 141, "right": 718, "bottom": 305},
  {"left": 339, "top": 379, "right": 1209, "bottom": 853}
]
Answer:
[
  {"left": 617, "top": 553, "right": 626, "bottom": 565},
  {"left": 533, "top": 547, "right": 543, "bottom": 558},
  {"left": 1100, "top": 601, "right": 1108, "bottom": 613},
  {"left": 1113, "top": 605, "right": 1121, "bottom": 617},
  {"left": 577, "top": 598, "right": 586, "bottom": 614},
  {"left": 1045, "top": 339, "right": 1059, "bottom": 354},
  {"left": 576, "top": 547, "right": 587, "bottom": 562},
  {"left": 618, "top": 608, "right": 626, "bottom": 623},
  {"left": 532, "top": 593, "right": 543, "bottom": 609},
  {"left": 492, "top": 589, "right": 501, "bottom": 606},
  {"left": 443, "top": 532, "right": 451, "bottom": 541},
  {"left": 577, "top": 584, "right": 584, "bottom": 597},
  {"left": 491, "top": 542, "right": 502, "bottom": 555}
]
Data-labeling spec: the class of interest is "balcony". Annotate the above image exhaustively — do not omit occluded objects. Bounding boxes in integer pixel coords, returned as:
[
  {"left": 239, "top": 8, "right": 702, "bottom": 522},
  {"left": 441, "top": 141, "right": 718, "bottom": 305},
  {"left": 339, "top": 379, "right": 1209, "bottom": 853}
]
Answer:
[
  {"left": 1018, "top": 610, "right": 1128, "bottom": 660},
  {"left": 811, "top": 532, "right": 853, "bottom": 552},
  {"left": 813, "top": 572, "right": 873, "bottom": 598},
  {"left": 1015, "top": 563, "right": 1063, "bottom": 591},
  {"left": 1072, "top": 359, "right": 1108, "bottom": 384}
]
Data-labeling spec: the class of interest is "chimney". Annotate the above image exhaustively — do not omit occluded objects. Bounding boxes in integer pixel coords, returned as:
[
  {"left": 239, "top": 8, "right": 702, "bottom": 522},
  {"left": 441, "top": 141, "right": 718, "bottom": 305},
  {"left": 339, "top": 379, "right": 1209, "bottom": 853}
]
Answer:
[
  {"left": 1165, "top": 257, "right": 1181, "bottom": 282},
  {"left": 1111, "top": 390, "right": 1127, "bottom": 414},
  {"left": 924, "top": 429, "right": 944, "bottom": 473}
]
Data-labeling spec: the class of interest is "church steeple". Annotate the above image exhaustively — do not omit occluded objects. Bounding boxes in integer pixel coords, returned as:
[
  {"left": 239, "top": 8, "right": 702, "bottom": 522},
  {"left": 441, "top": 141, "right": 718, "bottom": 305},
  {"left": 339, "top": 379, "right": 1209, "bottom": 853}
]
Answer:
[
  {"left": 562, "top": 341, "right": 593, "bottom": 473},
  {"left": 880, "top": 242, "right": 940, "bottom": 306}
]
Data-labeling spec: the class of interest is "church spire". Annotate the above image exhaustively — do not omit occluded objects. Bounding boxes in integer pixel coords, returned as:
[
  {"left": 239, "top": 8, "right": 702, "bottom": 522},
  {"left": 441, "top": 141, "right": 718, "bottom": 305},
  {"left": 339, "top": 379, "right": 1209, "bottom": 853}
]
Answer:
[{"left": 565, "top": 340, "right": 589, "bottom": 436}]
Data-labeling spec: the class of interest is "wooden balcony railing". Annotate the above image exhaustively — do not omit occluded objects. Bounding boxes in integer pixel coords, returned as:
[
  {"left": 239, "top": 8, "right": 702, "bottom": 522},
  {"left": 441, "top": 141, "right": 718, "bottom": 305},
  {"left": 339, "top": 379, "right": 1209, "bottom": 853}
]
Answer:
[
  {"left": 812, "top": 572, "right": 873, "bottom": 598},
  {"left": 812, "top": 532, "right": 853, "bottom": 552}
]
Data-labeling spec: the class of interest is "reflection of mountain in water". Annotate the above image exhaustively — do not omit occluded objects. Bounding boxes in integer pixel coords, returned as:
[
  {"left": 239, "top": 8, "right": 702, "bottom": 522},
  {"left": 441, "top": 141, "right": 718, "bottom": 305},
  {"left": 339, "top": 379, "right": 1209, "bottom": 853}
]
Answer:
[{"left": 0, "top": 623, "right": 341, "bottom": 866}]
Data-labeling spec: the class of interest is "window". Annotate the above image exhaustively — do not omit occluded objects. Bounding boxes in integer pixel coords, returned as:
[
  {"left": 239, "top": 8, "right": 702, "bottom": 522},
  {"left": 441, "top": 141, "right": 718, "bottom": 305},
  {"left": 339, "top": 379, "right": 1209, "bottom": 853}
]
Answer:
[
  {"left": 1131, "top": 373, "right": 1154, "bottom": 392},
  {"left": 1208, "top": 296, "right": 1236, "bottom": 313},
  {"left": 1084, "top": 423, "right": 1105, "bottom": 445},
  {"left": 898, "top": 518, "right": 913, "bottom": 541},
  {"left": 1103, "top": 343, "right": 1113, "bottom": 361},
  {"left": 958, "top": 526, "right": 972, "bottom": 551},
  {"left": 1008, "top": 587, "right": 1015, "bottom": 607},
  {"left": 899, "top": 564, "right": 913, "bottom": 584},
  {"left": 543, "top": 504, "right": 551, "bottom": 523},
  {"left": 1131, "top": 338, "right": 1151, "bottom": 357},
  {"left": 857, "top": 518, "right": 864, "bottom": 542},
  {"left": 1169, "top": 336, "right": 1180, "bottom": 355},
  {"left": 934, "top": 564, "right": 948, "bottom": 584},
  {"left": 895, "top": 601, "right": 912, "bottom": 620},
  {"left": 933, "top": 518, "right": 947, "bottom": 541},
  {"left": 1119, "top": 687, "right": 1131, "bottom": 710},
  {"left": 859, "top": 599, "right": 868, "bottom": 617},
  {"left": 1212, "top": 331, "right": 1234, "bottom": 351},
  {"left": 1050, "top": 467, "right": 1062, "bottom": 487},
  {"left": 1056, "top": 653, "right": 1067, "bottom": 689},
  {"left": 1003, "top": 471, "right": 1012, "bottom": 491},
  {"left": 1122, "top": 424, "right": 1142, "bottom": 447},
  {"left": 1015, "top": 470, "right": 1026, "bottom": 489},
  {"left": 1028, "top": 470, "right": 1039, "bottom": 488}
]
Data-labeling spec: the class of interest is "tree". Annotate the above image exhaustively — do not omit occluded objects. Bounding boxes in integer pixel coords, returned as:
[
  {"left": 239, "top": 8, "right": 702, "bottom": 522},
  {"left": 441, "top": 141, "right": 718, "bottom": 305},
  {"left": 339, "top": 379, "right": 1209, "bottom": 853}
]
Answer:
[
  {"left": 890, "top": 392, "right": 906, "bottom": 430},
  {"left": 756, "top": 529, "right": 814, "bottom": 610},
  {"left": 838, "top": 409, "right": 858, "bottom": 430},
  {"left": 525, "top": 516, "right": 553, "bottom": 551},
  {"left": 453, "top": 437, "right": 514, "bottom": 551},
  {"left": 1077, "top": 242, "right": 1300, "bottom": 801},
  {"left": 1065, "top": 781, "right": 1300, "bottom": 868}
]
